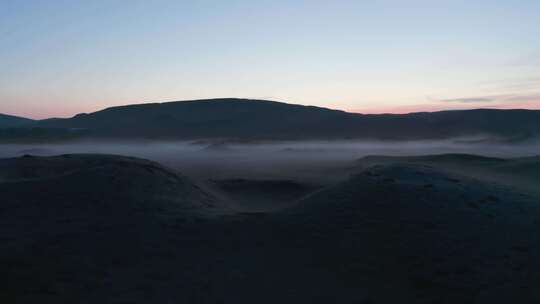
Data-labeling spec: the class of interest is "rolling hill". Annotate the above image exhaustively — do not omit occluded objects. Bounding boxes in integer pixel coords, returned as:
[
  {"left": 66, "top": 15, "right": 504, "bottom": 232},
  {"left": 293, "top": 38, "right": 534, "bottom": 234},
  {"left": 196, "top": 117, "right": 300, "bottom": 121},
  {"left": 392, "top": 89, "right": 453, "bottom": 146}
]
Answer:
[
  {"left": 279, "top": 162, "right": 540, "bottom": 303},
  {"left": 356, "top": 153, "right": 540, "bottom": 193},
  {"left": 4, "top": 153, "right": 540, "bottom": 303},
  {"left": 0, "top": 113, "right": 34, "bottom": 128},
  {"left": 3, "top": 98, "right": 540, "bottom": 141}
]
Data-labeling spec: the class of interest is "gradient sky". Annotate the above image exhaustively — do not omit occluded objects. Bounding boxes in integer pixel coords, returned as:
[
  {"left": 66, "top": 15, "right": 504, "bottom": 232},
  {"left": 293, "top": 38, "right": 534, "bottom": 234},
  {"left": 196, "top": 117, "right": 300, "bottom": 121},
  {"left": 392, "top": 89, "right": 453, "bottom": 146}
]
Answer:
[{"left": 1, "top": 0, "right": 539, "bottom": 119}]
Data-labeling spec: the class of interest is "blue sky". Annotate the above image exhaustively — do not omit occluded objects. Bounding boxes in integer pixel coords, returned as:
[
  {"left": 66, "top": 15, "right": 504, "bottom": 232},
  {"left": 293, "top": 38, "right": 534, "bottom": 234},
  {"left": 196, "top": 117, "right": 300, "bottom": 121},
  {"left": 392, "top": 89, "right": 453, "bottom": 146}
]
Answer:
[{"left": 1, "top": 0, "right": 539, "bottom": 118}]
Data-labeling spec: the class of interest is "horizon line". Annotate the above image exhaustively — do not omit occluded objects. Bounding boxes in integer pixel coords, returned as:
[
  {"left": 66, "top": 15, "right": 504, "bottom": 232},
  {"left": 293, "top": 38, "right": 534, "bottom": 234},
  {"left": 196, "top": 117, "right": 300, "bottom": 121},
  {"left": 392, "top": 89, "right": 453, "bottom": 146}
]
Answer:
[{"left": 2, "top": 97, "right": 540, "bottom": 120}]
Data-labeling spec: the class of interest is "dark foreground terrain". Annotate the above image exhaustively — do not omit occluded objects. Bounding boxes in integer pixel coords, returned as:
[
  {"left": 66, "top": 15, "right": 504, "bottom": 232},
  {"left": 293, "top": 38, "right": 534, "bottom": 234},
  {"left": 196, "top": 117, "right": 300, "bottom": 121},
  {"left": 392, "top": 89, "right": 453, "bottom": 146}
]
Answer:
[{"left": 2, "top": 153, "right": 540, "bottom": 303}]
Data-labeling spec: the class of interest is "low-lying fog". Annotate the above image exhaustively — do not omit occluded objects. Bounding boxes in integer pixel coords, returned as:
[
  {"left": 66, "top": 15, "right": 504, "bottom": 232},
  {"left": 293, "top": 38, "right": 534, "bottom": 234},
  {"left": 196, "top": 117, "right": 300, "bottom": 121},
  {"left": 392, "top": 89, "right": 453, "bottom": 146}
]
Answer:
[{"left": 1, "top": 140, "right": 539, "bottom": 183}]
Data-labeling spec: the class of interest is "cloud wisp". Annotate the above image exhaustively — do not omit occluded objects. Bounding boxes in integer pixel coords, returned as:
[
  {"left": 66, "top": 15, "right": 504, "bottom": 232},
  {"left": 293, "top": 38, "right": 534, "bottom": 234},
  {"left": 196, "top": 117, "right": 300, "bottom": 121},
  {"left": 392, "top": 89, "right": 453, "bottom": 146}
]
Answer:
[
  {"left": 439, "top": 97, "right": 496, "bottom": 103},
  {"left": 436, "top": 93, "right": 540, "bottom": 104}
]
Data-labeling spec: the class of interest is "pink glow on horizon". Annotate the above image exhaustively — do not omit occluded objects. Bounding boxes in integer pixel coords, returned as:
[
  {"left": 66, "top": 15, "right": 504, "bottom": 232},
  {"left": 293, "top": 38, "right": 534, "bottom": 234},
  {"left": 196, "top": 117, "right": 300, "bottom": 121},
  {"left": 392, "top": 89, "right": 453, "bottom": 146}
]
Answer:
[
  {"left": 349, "top": 102, "right": 540, "bottom": 114},
  {"left": 5, "top": 107, "right": 87, "bottom": 120}
]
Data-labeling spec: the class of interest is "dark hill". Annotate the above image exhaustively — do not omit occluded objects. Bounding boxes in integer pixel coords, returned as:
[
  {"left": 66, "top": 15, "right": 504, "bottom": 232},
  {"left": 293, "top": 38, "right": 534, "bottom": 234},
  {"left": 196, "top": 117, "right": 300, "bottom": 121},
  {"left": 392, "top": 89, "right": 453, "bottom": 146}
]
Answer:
[
  {"left": 280, "top": 163, "right": 540, "bottom": 302},
  {"left": 35, "top": 98, "right": 540, "bottom": 141},
  {"left": 0, "top": 154, "right": 222, "bottom": 215},
  {"left": 356, "top": 153, "right": 540, "bottom": 193},
  {"left": 0, "top": 113, "right": 34, "bottom": 128},
  {"left": 0, "top": 154, "right": 226, "bottom": 302}
]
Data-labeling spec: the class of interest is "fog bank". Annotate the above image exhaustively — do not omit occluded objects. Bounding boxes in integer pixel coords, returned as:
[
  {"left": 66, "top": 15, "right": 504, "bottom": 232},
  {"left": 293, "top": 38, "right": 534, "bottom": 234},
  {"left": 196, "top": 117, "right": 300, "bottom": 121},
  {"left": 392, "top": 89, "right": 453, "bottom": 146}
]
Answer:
[{"left": 1, "top": 140, "right": 539, "bottom": 183}]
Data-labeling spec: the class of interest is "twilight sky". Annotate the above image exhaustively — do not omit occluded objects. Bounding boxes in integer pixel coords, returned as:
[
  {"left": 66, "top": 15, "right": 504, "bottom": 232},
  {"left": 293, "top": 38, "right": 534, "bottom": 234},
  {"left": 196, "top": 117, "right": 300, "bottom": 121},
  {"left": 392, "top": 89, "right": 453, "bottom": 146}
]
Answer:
[{"left": 1, "top": 0, "right": 539, "bottom": 119}]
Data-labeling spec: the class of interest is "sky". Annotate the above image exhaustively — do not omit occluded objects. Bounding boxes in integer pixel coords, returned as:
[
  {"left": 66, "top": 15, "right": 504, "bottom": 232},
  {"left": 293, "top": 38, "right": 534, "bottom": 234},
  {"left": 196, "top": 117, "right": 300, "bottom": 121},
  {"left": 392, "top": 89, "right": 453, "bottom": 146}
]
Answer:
[{"left": 1, "top": 0, "right": 539, "bottom": 119}]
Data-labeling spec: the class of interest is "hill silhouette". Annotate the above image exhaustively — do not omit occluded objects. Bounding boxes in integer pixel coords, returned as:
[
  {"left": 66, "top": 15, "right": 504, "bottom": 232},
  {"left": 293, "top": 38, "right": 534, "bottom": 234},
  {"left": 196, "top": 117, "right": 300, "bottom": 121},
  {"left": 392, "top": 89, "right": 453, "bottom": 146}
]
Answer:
[
  {"left": 0, "top": 113, "right": 34, "bottom": 128},
  {"left": 27, "top": 98, "right": 540, "bottom": 141}
]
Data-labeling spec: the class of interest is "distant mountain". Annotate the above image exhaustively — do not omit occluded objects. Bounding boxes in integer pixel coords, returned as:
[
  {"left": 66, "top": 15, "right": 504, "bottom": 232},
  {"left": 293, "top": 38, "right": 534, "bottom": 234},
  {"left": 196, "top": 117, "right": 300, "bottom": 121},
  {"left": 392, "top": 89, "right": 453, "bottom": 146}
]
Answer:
[
  {"left": 23, "top": 98, "right": 540, "bottom": 141},
  {"left": 0, "top": 113, "right": 34, "bottom": 128}
]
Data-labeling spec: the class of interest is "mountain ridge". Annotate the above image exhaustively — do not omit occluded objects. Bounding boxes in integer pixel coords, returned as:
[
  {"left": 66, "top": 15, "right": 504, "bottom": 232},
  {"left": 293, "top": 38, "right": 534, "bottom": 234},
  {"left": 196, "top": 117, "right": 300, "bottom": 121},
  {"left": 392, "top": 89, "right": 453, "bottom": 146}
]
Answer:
[
  {"left": 2, "top": 98, "right": 540, "bottom": 141},
  {"left": 0, "top": 113, "right": 35, "bottom": 128}
]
